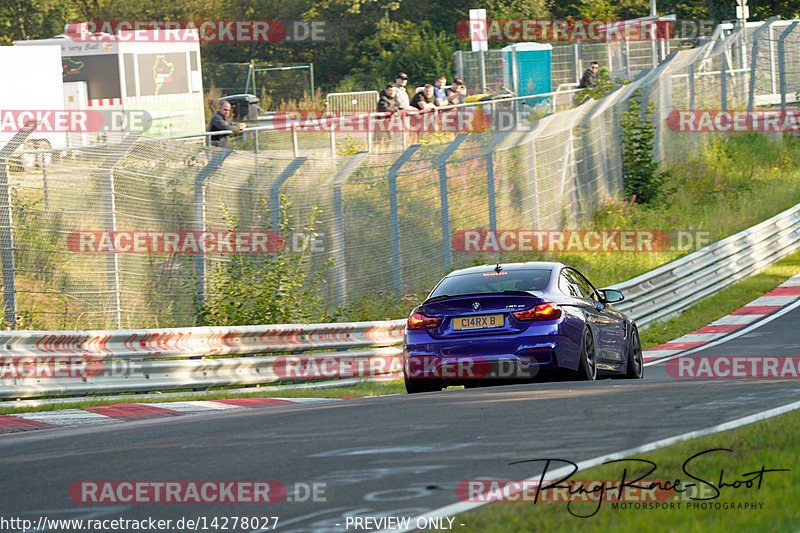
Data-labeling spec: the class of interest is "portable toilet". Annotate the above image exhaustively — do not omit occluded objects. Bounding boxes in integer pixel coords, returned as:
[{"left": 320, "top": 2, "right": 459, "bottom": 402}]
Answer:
[{"left": 502, "top": 42, "right": 553, "bottom": 102}]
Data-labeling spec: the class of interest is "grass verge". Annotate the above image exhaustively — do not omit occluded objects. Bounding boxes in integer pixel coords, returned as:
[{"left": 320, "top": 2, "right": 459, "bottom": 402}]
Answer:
[{"left": 455, "top": 409, "right": 800, "bottom": 532}]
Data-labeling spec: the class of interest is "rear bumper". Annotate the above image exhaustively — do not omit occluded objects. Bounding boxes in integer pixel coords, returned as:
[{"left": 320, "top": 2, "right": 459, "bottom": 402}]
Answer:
[{"left": 403, "top": 322, "right": 579, "bottom": 382}]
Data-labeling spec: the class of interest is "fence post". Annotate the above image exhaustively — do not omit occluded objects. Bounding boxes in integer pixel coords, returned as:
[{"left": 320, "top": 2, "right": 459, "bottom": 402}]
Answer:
[
  {"left": 573, "top": 43, "right": 582, "bottom": 84},
  {"left": 768, "top": 24, "right": 777, "bottom": 95},
  {"left": 0, "top": 123, "right": 36, "bottom": 327},
  {"left": 291, "top": 124, "right": 299, "bottom": 158},
  {"left": 688, "top": 62, "right": 697, "bottom": 152},
  {"left": 654, "top": 67, "right": 669, "bottom": 164},
  {"left": 484, "top": 129, "right": 513, "bottom": 232},
  {"left": 721, "top": 50, "right": 728, "bottom": 112},
  {"left": 42, "top": 160, "right": 50, "bottom": 211},
  {"left": 253, "top": 129, "right": 259, "bottom": 181},
  {"left": 623, "top": 39, "right": 631, "bottom": 79},
  {"left": 478, "top": 49, "right": 487, "bottom": 92},
  {"left": 269, "top": 158, "right": 307, "bottom": 228},
  {"left": 331, "top": 152, "right": 369, "bottom": 306},
  {"left": 99, "top": 134, "right": 140, "bottom": 329},
  {"left": 193, "top": 148, "right": 233, "bottom": 308},
  {"left": 455, "top": 51, "right": 464, "bottom": 79},
  {"left": 778, "top": 22, "right": 799, "bottom": 111},
  {"left": 748, "top": 17, "right": 779, "bottom": 111},
  {"left": 436, "top": 134, "right": 469, "bottom": 272},
  {"left": 387, "top": 145, "right": 421, "bottom": 297}
]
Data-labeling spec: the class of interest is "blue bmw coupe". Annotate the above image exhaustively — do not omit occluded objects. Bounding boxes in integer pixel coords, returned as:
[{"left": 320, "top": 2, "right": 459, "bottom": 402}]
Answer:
[{"left": 403, "top": 262, "right": 643, "bottom": 393}]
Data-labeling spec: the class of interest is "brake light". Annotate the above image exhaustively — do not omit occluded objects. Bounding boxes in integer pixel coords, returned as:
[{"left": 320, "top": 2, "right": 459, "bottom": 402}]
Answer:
[
  {"left": 512, "top": 303, "right": 562, "bottom": 321},
  {"left": 407, "top": 312, "right": 443, "bottom": 330}
]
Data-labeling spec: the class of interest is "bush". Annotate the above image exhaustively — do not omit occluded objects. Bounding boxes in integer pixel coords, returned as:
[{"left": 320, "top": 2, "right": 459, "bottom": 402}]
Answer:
[
  {"left": 199, "top": 196, "right": 338, "bottom": 326},
  {"left": 621, "top": 89, "right": 667, "bottom": 204}
]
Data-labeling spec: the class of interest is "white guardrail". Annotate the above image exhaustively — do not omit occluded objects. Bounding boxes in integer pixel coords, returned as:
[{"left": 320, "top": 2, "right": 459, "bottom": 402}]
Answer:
[{"left": 1, "top": 201, "right": 799, "bottom": 399}]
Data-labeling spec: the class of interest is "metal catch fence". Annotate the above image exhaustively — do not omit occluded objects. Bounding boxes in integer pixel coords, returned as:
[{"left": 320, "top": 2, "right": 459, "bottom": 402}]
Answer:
[{"left": 1, "top": 20, "right": 799, "bottom": 330}]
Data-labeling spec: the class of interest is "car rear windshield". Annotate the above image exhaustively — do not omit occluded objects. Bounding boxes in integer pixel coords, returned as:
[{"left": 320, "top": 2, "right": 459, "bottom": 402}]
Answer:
[{"left": 428, "top": 269, "right": 552, "bottom": 299}]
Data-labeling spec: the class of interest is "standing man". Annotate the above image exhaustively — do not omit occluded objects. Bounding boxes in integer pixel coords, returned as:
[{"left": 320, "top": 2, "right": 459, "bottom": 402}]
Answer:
[
  {"left": 208, "top": 100, "right": 246, "bottom": 147},
  {"left": 394, "top": 72, "right": 414, "bottom": 110},
  {"left": 578, "top": 61, "right": 599, "bottom": 89},
  {"left": 377, "top": 83, "right": 398, "bottom": 112}
]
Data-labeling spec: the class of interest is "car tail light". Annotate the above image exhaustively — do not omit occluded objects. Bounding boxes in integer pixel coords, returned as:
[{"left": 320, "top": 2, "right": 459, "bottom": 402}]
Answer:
[
  {"left": 512, "top": 303, "right": 562, "bottom": 321},
  {"left": 407, "top": 312, "right": 443, "bottom": 330}
]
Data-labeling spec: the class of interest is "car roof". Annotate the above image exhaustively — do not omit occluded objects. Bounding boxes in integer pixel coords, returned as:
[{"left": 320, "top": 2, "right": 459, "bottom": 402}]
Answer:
[{"left": 443, "top": 261, "right": 565, "bottom": 277}]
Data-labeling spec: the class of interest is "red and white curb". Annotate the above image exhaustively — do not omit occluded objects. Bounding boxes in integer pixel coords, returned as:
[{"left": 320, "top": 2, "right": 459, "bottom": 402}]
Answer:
[
  {"left": 0, "top": 397, "right": 345, "bottom": 435},
  {"left": 643, "top": 272, "right": 800, "bottom": 362}
]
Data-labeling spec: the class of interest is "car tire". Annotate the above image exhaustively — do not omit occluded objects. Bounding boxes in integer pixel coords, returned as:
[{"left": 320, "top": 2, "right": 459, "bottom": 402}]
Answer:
[
  {"left": 576, "top": 327, "right": 597, "bottom": 381},
  {"left": 625, "top": 326, "right": 644, "bottom": 379},
  {"left": 404, "top": 377, "right": 443, "bottom": 394}
]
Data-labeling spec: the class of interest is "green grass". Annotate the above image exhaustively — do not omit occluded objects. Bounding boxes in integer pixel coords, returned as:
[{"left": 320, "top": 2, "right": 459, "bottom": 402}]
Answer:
[{"left": 454, "top": 409, "right": 800, "bottom": 532}]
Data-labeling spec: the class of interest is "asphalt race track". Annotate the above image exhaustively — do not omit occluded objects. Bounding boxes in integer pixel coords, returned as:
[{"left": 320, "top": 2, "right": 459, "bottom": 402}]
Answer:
[{"left": 1, "top": 305, "right": 799, "bottom": 532}]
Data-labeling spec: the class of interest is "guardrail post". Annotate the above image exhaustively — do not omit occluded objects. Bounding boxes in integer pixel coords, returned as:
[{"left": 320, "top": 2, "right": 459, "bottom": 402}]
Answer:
[
  {"left": 194, "top": 148, "right": 234, "bottom": 308},
  {"left": 387, "top": 144, "right": 421, "bottom": 296},
  {"left": 269, "top": 157, "right": 307, "bottom": 229},
  {"left": 332, "top": 152, "right": 369, "bottom": 306},
  {"left": 99, "top": 134, "right": 140, "bottom": 329},
  {"left": 436, "top": 134, "right": 469, "bottom": 272},
  {"left": 778, "top": 22, "right": 799, "bottom": 111},
  {"left": 0, "top": 123, "right": 37, "bottom": 328}
]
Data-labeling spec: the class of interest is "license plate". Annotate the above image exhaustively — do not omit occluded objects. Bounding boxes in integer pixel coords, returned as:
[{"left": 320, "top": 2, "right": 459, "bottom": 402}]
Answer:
[{"left": 453, "top": 314, "right": 504, "bottom": 330}]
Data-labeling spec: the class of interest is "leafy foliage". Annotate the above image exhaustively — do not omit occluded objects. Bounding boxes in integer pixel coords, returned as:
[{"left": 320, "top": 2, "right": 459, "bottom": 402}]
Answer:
[
  {"left": 620, "top": 89, "right": 666, "bottom": 204},
  {"left": 4, "top": 0, "right": 800, "bottom": 94},
  {"left": 199, "top": 196, "right": 338, "bottom": 326},
  {"left": 575, "top": 66, "right": 621, "bottom": 105}
]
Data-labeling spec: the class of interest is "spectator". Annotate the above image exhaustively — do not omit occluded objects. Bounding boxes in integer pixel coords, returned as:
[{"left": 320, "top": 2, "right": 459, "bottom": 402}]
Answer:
[
  {"left": 433, "top": 76, "right": 448, "bottom": 106},
  {"left": 410, "top": 84, "right": 437, "bottom": 111},
  {"left": 208, "top": 100, "right": 246, "bottom": 147},
  {"left": 445, "top": 78, "right": 467, "bottom": 105},
  {"left": 578, "top": 61, "right": 599, "bottom": 89},
  {"left": 394, "top": 72, "right": 414, "bottom": 110},
  {"left": 377, "top": 83, "right": 398, "bottom": 112}
]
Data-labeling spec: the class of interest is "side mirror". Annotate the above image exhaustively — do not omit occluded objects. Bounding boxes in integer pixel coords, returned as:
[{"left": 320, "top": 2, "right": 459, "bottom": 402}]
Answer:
[{"left": 600, "top": 289, "right": 624, "bottom": 303}]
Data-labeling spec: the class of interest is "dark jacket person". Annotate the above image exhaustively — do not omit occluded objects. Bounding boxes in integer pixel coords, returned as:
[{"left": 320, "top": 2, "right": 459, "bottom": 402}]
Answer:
[
  {"left": 208, "top": 101, "right": 246, "bottom": 147},
  {"left": 377, "top": 84, "right": 399, "bottom": 112}
]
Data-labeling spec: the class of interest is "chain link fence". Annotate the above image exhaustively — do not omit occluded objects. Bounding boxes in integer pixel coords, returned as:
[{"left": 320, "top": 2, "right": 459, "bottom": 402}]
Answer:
[{"left": 2, "top": 20, "right": 799, "bottom": 330}]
